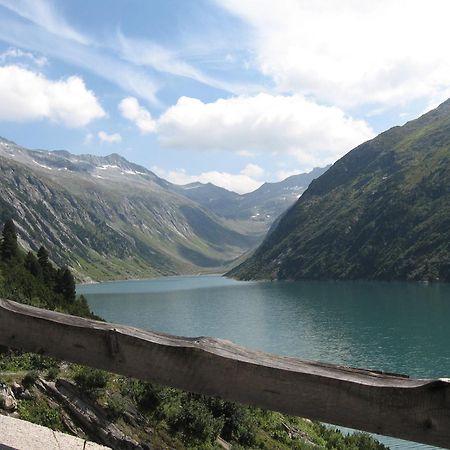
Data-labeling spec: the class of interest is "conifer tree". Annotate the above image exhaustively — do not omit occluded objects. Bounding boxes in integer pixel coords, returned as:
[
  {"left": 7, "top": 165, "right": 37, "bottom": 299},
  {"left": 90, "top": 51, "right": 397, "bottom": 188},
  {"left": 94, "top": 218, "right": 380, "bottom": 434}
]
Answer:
[
  {"left": 24, "top": 251, "right": 43, "bottom": 278},
  {"left": 37, "top": 246, "right": 56, "bottom": 287},
  {"left": 0, "top": 219, "right": 19, "bottom": 261},
  {"left": 55, "top": 266, "right": 76, "bottom": 302}
]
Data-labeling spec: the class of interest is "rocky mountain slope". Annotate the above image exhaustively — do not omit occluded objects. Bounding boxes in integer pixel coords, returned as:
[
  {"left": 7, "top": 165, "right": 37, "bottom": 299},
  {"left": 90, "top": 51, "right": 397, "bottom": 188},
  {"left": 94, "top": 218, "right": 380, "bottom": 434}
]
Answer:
[
  {"left": 170, "top": 166, "right": 329, "bottom": 225},
  {"left": 0, "top": 138, "right": 261, "bottom": 281},
  {"left": 230, "top": 99, "right": 450, "bottom": 282}
]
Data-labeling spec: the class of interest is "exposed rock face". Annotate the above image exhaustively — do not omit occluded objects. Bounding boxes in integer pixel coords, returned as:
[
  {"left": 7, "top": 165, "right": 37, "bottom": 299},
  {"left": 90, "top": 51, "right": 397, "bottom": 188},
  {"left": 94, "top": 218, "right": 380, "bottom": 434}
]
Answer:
[
  {"left": 0, "top": 138, "right": 260, "bottom": 281},
  {"left": 37, "top": 378, "right": 147, "bottom": 450},
  {"left": 0, "top": 383, "right": 17, "bottom": 412}
]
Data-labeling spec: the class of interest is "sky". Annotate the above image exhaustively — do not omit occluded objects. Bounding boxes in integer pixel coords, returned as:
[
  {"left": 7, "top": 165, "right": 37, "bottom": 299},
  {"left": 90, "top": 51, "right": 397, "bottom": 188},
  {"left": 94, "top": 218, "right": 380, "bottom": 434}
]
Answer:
[{"left": 1, "top": 0, "right": 450, "bottom": 193}]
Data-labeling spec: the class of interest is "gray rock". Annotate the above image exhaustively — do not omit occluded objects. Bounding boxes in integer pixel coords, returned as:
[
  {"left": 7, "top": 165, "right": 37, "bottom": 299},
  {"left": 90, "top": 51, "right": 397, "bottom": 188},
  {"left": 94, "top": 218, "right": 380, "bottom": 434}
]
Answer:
[{"left": 0, "top": 383, "right": 17, "bottom": 412}]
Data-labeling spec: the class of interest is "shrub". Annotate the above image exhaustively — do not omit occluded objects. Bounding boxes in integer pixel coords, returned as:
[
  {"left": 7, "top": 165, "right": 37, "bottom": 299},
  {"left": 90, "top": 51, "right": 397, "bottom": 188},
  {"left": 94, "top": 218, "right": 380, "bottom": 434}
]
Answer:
[
  {"left": 22, "top": 370, "right": 39, "bottom": 389},
  {"left": 45, "top": 367, "right": 59, "bottom": 381},
  {"left": 206, "top": 397, "right": 257, "bottom": 445},
  {"left": 73, "top": 367, "right": 108, "bottom": 398},
  {"left": 120, "top": 378, "right": 163, "bottom": 411},
  {"left": 170, "top": 396, "right": 224, "bottom": 444},
  {"left": 18, "top": 398, "right": 64, "bottom": 431}
]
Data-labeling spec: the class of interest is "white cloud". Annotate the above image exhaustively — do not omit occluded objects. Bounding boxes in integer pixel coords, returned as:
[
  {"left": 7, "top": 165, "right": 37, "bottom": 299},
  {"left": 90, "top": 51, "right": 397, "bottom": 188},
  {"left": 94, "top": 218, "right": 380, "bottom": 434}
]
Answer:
[
  {"left": 157, "top": 93, "right": 374, "bottom": 168},
  {"left": 241, "top": 163, "right": 264, "bottom": 179},
  {"left": 0, "top": 47, "right": 47, "bottom": 66},
  {"left": 217, "top": 0, "right": 450, "bottom": 108},
  {"left": 119, "top": 97, "right": 156, "bottom": 134},
  {"left": 116, "top": 32, "right": 254, "bottom": 95},
  {"left": 152, "top": 166, "right": 264, "bottom": 194},
  {"left": 0, "top": 0, "right": 89, "bottom": 44},
  {"left": 275, "top": 169, "right": 302, "bottom": 181},
  {"left": 98, "top": 131, "right": 122, "bottom": 143},
  {"left": 0, "top": 6, "right": 160, "bottom": 104},
  {"left": 0, "top": 65, "right": 105, "bottom": 127}
]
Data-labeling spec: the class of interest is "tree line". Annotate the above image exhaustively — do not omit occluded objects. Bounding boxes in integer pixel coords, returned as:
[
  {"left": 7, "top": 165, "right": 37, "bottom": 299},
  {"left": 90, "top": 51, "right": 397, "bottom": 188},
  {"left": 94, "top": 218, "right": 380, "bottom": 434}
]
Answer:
[
  {"left": 1, "top": 218, "right": 76, "bottom": 303},
  {"left": 0, "top": 218, "right": 93, "bottom": 318}
]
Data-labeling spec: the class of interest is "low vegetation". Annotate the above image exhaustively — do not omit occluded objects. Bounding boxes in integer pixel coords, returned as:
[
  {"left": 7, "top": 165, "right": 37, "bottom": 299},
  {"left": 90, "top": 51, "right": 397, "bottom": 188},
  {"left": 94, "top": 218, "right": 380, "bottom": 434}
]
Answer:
[{"left": 0, "top": 219, "right": 387, "bottom": 449}]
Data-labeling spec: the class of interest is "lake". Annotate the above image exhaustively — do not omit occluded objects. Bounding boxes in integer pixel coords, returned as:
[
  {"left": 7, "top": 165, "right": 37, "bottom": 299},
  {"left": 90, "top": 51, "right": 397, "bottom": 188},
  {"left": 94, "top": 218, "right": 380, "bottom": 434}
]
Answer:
[{"left": 77, "top": 275, "right": 450, "bottom": 450}]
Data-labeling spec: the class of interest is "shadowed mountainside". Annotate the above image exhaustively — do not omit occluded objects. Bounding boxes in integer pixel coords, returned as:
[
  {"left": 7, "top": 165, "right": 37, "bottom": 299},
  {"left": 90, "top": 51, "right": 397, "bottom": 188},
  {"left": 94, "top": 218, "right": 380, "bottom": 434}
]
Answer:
[{"left": 230, "top": 99, "right": 450, "bottom": 282}]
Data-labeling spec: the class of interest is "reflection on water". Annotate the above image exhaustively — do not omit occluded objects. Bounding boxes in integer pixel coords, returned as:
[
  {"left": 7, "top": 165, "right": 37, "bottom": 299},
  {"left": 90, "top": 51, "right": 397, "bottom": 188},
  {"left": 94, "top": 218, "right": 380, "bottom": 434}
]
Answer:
[{"left": 78, "top": 276, "right": 450, "bottom": 450}]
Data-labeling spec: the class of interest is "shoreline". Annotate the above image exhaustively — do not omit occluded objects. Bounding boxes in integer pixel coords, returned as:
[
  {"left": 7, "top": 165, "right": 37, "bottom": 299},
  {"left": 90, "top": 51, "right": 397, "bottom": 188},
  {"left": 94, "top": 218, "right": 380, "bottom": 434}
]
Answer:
[{"left": 76, "top": 271, "right": 227, "bottom": 287}]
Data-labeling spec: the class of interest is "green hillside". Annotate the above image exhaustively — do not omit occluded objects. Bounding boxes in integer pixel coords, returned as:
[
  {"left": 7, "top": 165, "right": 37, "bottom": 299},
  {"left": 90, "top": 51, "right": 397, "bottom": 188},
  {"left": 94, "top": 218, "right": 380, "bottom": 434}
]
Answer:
[{"left": 230, "top": 99, "right": 450, "bottom": 282}]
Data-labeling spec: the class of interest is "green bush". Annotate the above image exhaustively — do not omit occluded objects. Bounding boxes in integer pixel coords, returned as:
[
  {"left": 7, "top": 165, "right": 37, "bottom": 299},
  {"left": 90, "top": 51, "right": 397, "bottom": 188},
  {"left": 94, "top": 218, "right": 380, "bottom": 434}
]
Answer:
[
  {"left": 119, "top": 378, "right": 164, "bottom": 411},
  {"left": 22, "top": 370, "right": 39, "bottom": 389},
  {"left": 106, "top": 392, "right": 127, "bottom": 420},
  {"left": 45, "top": 366, "right": 59, "bottom": 381},
  {"left": 73, "top": 367, "right": 108, "bottom": 398},
  {"left": 170, "top": 396, "right": 224, "bottom": 444},
  {"left": 206, "top": 397, "right": 257, "bottom": 446},
  {"left": 18, "top": 397, "right": 64, "bottom": 431}
]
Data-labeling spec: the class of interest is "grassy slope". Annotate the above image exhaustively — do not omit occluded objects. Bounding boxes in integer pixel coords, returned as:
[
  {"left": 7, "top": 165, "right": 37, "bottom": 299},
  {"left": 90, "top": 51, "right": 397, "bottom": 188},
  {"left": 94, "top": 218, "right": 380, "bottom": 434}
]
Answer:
[{"left": 231, "top": 99, "right": 450, "bottom": 281}]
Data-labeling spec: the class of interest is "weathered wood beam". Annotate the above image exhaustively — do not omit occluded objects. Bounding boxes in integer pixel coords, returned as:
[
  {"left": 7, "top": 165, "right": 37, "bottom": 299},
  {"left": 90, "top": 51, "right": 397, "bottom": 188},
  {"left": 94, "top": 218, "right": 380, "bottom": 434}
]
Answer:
[{"left": 0, "top": 298, "right": 449, "bottom": 448}]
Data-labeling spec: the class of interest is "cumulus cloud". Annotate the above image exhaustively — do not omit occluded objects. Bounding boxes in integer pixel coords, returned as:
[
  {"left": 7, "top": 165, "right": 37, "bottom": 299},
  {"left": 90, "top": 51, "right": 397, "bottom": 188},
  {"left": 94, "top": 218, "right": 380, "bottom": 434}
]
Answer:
[
  {"left": 152, "top": 164, "right": 265, "bottom": 194},
  {"left": 0, "top": 65, "right": 105, "bottom": 127},
  {"left": 157, "top": 93, "right": 374, "bottom": 167},
  {"left": 98, "top": 131, "right": 122, "bottom": 143},
  {"left": 217, "top": 0, "right": 450, "bottom": 108},
  {"left": 119, "top": 97, "right": 157, "bottom": 134},
  {"left": 241, "top": 163, "right": 264, "bottom": 178}
]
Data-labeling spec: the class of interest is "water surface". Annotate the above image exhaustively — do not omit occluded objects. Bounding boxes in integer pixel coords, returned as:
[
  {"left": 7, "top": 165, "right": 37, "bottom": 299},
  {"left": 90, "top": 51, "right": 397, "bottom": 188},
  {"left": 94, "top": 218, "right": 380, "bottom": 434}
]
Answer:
[{"left": 78, "top": 275, "right": 450, "bottom": 449}]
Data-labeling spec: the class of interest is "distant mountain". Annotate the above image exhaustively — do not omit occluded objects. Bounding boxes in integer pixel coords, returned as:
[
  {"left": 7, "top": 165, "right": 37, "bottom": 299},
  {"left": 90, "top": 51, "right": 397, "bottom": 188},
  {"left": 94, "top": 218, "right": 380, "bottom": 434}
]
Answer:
[
  {"left": 230, "top": 99, "right": 450, "bottom": 282},
  {"left": 0, "top": 138, "right": 260, "bottom": 281},
  {"left": 171, "top": 166, "right": 329, "bottom": 225}
]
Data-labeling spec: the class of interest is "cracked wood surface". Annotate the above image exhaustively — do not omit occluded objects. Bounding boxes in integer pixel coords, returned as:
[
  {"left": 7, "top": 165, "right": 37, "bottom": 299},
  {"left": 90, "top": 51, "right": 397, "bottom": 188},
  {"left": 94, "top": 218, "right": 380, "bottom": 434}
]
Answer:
[{"left": 0, "top": 298, "right": 449, "bottom": 448}]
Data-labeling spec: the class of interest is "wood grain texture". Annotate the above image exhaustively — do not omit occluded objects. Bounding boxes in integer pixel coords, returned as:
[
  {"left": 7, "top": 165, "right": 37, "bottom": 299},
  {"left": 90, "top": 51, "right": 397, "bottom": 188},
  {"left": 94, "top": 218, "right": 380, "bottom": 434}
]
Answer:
[{"left": 0, "top": 298, "right": 449, "bottom": 448}]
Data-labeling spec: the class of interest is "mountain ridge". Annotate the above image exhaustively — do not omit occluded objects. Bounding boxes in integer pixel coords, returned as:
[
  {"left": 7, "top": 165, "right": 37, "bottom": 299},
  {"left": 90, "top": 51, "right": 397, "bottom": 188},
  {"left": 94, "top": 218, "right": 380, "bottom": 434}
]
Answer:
[
  {"left": 170, "top": 165, "right": 329, "bottom": 224},
  {"left": 0, "top": 137, "right": 327, "bottom": 281},
  {"left": 0, "top": 138, "right": 258, "bottom": 281},
  {"left": 229, "top": 99, "right": 450, "bottom": 282}
]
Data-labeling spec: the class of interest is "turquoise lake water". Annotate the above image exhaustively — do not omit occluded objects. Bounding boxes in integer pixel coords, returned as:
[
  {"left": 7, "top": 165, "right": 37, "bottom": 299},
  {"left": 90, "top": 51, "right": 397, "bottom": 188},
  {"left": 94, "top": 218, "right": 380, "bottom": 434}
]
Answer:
[{"left": 77, "top": 275, "right": 450, "bottom": 450}]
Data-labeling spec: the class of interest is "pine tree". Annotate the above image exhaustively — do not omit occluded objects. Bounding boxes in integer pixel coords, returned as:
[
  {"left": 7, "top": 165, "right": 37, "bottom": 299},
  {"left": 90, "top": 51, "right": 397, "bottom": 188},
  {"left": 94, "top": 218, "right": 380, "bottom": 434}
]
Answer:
[
  {"left": 55, "top": 266, "right": 76, "bottom": 302},
  {"left": 0, "top": 219, "right": 19, "bottom": 261},
  {"left": 24, "top": 251, "right": 43, "bottom": 278},
  {"left": 37, "top": 246, "right": 56, "bottom": 287}
]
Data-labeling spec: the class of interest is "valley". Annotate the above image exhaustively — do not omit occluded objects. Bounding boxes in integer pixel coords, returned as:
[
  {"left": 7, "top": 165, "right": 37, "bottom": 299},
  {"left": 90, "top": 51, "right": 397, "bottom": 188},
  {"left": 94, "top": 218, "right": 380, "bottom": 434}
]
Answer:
[{"left": 0, "top": 137, "right": 325, "bottom": 281}]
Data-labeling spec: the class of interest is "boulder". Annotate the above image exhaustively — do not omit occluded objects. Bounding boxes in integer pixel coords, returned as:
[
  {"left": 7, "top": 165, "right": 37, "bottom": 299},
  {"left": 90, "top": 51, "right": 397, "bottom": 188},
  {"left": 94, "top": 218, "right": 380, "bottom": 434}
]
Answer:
[{"left": 0, "top": 383, "right": 17, "bottom": 412}]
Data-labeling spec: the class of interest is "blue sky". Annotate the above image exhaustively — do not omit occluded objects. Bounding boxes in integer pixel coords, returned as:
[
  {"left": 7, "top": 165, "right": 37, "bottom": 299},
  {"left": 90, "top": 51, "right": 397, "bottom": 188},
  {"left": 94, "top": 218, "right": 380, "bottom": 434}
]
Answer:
[{"left": 1, "top": 0, "right": 450, "bottom": 193}]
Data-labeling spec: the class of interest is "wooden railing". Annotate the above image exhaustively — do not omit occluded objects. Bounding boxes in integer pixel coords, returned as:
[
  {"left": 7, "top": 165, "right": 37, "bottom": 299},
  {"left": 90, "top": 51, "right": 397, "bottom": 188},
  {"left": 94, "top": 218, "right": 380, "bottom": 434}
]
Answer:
[{"left": 0, "top": 298, "right": 449, "bottom": 448}]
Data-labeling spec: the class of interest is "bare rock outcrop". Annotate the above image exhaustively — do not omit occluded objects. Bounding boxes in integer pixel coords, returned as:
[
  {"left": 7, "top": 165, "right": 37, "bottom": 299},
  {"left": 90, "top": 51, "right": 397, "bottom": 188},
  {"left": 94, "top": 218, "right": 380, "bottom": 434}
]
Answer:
[
  {"left": 0, "top": 382, "right": 17, "bottom": 412},
  {"left": 36, "top": 378, "right": 147, "bottom": 450}
]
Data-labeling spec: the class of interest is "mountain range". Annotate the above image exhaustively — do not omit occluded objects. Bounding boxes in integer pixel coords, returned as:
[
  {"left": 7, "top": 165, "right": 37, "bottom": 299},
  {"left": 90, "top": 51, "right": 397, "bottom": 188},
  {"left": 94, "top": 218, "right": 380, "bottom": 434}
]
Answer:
[
  {"left": 230, "top": 99, "right": 450, "bottom": 282},
  {"left": 0, "top": 137, "right": 325, "bottom": 281},
  {"left": 169, "top": 166, "right": 329, "bottom": 224}
]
